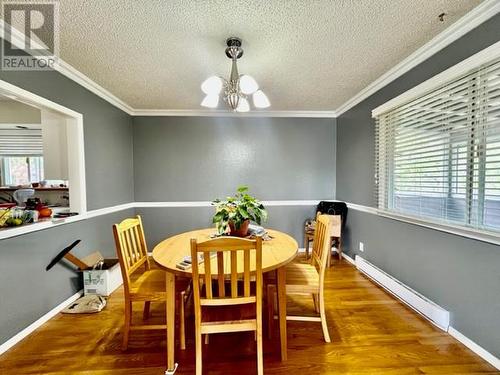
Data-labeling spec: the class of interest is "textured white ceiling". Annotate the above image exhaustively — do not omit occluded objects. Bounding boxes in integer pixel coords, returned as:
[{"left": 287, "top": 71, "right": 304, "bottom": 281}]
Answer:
[{"left": 54, "top": 0, "right": 483, "bottom": 111}]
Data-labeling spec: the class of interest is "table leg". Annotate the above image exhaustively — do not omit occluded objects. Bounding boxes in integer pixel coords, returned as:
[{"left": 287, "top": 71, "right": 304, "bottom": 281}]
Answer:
[
  {"left": 277, "top": 266, "right": 287, "bottom": 361},
  {"left": 166, "top": 271, "right": 176, "bottom": 372}
]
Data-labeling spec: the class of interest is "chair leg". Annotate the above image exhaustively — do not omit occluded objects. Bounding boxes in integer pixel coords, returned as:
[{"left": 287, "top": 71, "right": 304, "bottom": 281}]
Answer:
[
  {"left": 204, "top": 334, "right": 209, "bottom": 345},
  {"left": 312, "top": 293, "right": 319, "bottom": 313},
  {"left": 327, "top": 237, "right": 333, "bottom": 268},
  {"left": 319, "top": 290, "right": 331, "bottom": 343},
  {"left": 338, "top": 236, "right": 343, "bottom": 262},
  {"left": 195, "top": 328, "right": 202, "bottom": 375},
  {"left": 122, "top": 300, "right": 132, "bottom": 350},
  {"left": 180, "top": 291, "right": 186, "bottom": 350},
  {"left": 267, "top": 284, "right": 275, "bottom": 339},
  {"left": 303, "top": 233, "right": 309, "bottom": 259},
  {"left": 143, "top": 301, "right": 151, "bottom": 320},
  {"left": 256, "top": 321, "right": 263, "bottom": 375}
]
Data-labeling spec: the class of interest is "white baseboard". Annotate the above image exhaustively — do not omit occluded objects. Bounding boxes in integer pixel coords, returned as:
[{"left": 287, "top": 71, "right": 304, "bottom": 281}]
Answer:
[
  {"left": 355, "top": 255, "right": 450, "bottom": 331},
  {"left": 0, "top": 290, "right": 83, "bottom": 355},
  {"left": 341, "top": 252, "right": 356, "bottom": 265},
  {"left": 448, "top": 327, "right": 500, "bottom": 370}
]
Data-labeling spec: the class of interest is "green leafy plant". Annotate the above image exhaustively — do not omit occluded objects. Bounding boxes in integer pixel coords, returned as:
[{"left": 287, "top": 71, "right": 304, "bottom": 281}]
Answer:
[{"left": 212, "top": 186, "right": 268, "bottom": 235}]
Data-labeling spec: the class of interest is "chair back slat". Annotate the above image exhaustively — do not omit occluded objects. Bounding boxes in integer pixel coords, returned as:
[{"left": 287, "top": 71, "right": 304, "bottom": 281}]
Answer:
[
  {"left": 310, "top": 215, "right": 332, "bottom": 275},
  {"left": 190, "top": 237, "right": 262, "bottom": 305},
  {"left": 204, "top": 252, "right": 213, "bottom": 299},
  {"left": 113, "top": 216, "right": 150, "bottom": 292},
  {"left": 217, "top": 252, "right": 225, "bottom": 297},
  {"left": 243, "top": 250, "right": 250, "bottom": 297},
  {"left": 230, "top": 250, "right": 238, "bottom": 298}
]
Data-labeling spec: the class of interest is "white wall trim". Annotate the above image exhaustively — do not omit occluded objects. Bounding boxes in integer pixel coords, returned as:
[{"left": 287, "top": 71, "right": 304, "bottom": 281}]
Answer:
[
  {"left": 355, "top": 255, "right": 450, "bottom": 331},
  {"left": 132, "top": 109, "right": 337, "bottom": 118},
  {"left": 351, "top": 254, "right": 499, "bottom": 369},
  {"left": 55, "top": 60, "right": 134, "bottom": 115},
  {"left": 4, "top": 198, "right": 500, "bottom": 245},
  {"left": 135, "top": 200, "right": 328, "bottom": 208},
  {"left": 0, "top": 200, "right": 324, "bottom": 240},
  {"left": 0, "top": 79, "right": 87, "bottom": 216},
  {"left": 0, "top": 290, "right": 83, "bottom": 356},
  {"left": 336, "top": 0, "right": 500, "bottom": 116},
  {"left": 341, "top": 252, "right": 356, "bottom": 266},
  {"left": 346, "top": 202, "right": 379, "bottom": 215},
  {"left": 0, "top": 19, "right": 134, "bottom": 115},
  {"left": 448, "top": 327, "right": 500, "bottom": 370},
  {"left": 0, "top": 202, "right": 135, "bottom": 240},
  {"left": 346, "top": 202, "right": 500, "bottom": 247},
  {"left": 3, "top": 2, "right": 499, "bottom": 118},
  {"left": 372, "top": 40, "right": 500, "bottom": 117}
]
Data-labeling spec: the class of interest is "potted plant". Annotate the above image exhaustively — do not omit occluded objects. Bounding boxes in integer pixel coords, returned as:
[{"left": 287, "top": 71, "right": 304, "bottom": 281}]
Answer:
[{"left": 212, "top": 186, "right": 268, "bottom": 237}]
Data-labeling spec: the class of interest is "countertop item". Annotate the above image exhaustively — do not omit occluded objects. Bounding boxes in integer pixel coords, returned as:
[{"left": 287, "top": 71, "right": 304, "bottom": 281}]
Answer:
[{"left": 13, "top": 189, "right": 35, "bottom": 206}]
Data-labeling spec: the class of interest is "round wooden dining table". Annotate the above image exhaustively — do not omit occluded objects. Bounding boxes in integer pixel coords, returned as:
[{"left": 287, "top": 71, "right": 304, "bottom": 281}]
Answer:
[{"left": 152, "top": 228, "right": 298, "bottom": 373}]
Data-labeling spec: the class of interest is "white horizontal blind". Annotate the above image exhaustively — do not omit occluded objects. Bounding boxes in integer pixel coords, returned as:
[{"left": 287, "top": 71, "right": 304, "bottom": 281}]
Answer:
[
  {"left": 375, "top": 57, "right": 500, "bottom": 234},
  {"left": 0, "top": 129, "right": 43, "bottom": 156}
]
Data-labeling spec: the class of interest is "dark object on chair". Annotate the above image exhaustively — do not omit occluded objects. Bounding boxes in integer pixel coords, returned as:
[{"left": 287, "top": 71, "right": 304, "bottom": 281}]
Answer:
[
  {"left": 304, "top": 201, "right": 348, "bottom": 265},
  {"left": 316, "top": 201, "right": 348, "bottom": 231}
]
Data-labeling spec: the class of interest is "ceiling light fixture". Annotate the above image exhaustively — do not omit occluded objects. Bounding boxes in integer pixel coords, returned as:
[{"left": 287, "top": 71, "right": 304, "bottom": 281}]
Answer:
[{"left": 201, "top": 37, "right": 270, "bottom": 112}]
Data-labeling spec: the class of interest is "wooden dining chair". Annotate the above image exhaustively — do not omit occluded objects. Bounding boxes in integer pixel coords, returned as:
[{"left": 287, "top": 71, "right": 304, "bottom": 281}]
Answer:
[
  {"left": 190, "top": 236, "right": 263, "bottom": 375},
  {"left": 268, "top": 214, "right": 332, "bottom": 342},
  {"left": 304, "top": 212, "right": 343, "bottom": 266},
  {"left": 113, "top": 215, "right": 187, "bottom": 350}
]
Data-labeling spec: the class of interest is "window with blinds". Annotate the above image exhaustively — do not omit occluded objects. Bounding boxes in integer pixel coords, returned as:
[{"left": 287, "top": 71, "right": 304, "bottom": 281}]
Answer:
[
  {"left": 0, "top": 128, "right": 43, "bottom": 156},
  {"left": 375, "top": 55, "right": 500, "bottom": 234}
]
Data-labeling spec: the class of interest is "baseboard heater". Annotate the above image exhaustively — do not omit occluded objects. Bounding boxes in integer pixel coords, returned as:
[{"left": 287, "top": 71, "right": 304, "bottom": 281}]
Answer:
[{"left": 355, "top": 255, "right": 450, "bottom": 331}]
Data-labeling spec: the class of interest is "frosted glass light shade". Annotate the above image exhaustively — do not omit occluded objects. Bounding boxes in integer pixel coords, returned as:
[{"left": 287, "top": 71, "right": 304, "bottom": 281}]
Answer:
[
  {"left": 239, "top": 75, "right": 259, "bottom": 95},
  {"left": 201, "top": 76, "right": 223, "bottom": 95},
  {"left": 253, "top": 90, "right": 270, "bottom": 108},
  {"left": 201, "top": 94, "right": 219, "bottom": 108},
  {"left": 235, "top": 97, "right": 250, "bottom": 112}
]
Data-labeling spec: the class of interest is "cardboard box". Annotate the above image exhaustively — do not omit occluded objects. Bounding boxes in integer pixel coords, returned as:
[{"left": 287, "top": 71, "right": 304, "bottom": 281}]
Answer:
[
  {"left": 83, "top": 259, "right": 122, "bottom": 296},
  {"left": 62, "top": 250, "right": 123, "bottom": 297}
]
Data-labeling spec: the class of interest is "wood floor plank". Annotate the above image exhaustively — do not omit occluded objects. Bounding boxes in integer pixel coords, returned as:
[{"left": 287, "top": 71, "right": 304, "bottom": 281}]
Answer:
[{"left": 0, "top": 257, "right": 497, "bottom": 374}]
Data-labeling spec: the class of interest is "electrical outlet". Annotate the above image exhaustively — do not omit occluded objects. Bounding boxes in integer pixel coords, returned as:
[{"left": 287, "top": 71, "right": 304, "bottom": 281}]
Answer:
[{"left": 359, "top": 242, "right": 364, "bottom": 252}]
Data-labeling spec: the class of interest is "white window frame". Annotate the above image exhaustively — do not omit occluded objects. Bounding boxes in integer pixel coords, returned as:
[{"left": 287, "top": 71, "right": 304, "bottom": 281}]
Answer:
[
  {"left": 372, "top": 41, "right": 500, "bottom": 245},
  {"left": 0, "top": 79, "right": 87, "bottom": 216}
]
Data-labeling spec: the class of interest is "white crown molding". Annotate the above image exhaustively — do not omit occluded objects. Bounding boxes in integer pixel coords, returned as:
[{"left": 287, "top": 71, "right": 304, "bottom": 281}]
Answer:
[
  {"left": 2, "top": 2, "right": 499, "bottom": 118},
  {"left": 0, "top": 19, "right": 134, "bottom": 115},
  {"left": 335, "top": 0, "right": 500, "bottom": 117},
  {"left": 55, "top": 60, "right": 134, "bottom": 115},
  {"left": 372, "top": 40, "right": 500, "bottom": 117},
  {"left": 131, "top": 109, "right": 337, "bottom": 118}
]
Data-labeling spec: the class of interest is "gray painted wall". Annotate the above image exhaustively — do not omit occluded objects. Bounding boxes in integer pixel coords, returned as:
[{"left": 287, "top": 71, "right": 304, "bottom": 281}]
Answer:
[
  {"left": 336, "top": 14, "right": 500, "bottom": 356},
  {"left": 133, "top": 116, "right": 336, "bottom": 201},
  {"left": 0, "top": 62, "right": 134, "bottom": 209},
  {"left": 0, "top": 209, "right": 134, "bottom": 344},
  {"left": 0, "top": 41, "right": 134, "bottom": 345},
  {"left": 138, "top": 205, "right": 317, "bottom": 250},
  {"left": 133, "top": 116, "right": 336, "bottom": 245}
]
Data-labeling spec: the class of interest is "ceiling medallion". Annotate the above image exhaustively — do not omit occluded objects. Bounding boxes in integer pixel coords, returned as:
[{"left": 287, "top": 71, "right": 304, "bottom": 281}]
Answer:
[{"left": 201, "top": 37, "right": 270, "bottom": 112}]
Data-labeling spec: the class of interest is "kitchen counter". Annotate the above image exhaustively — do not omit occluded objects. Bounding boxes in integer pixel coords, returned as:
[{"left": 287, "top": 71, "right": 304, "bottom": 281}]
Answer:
[{"left": 0, "top": 187, "right": 68, "bottom": 191}]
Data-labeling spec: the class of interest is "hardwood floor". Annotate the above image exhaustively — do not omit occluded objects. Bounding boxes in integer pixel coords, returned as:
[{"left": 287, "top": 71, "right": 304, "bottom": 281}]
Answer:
[{"left": 0, "top": 257, "right": 497, "bottom": 374}]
